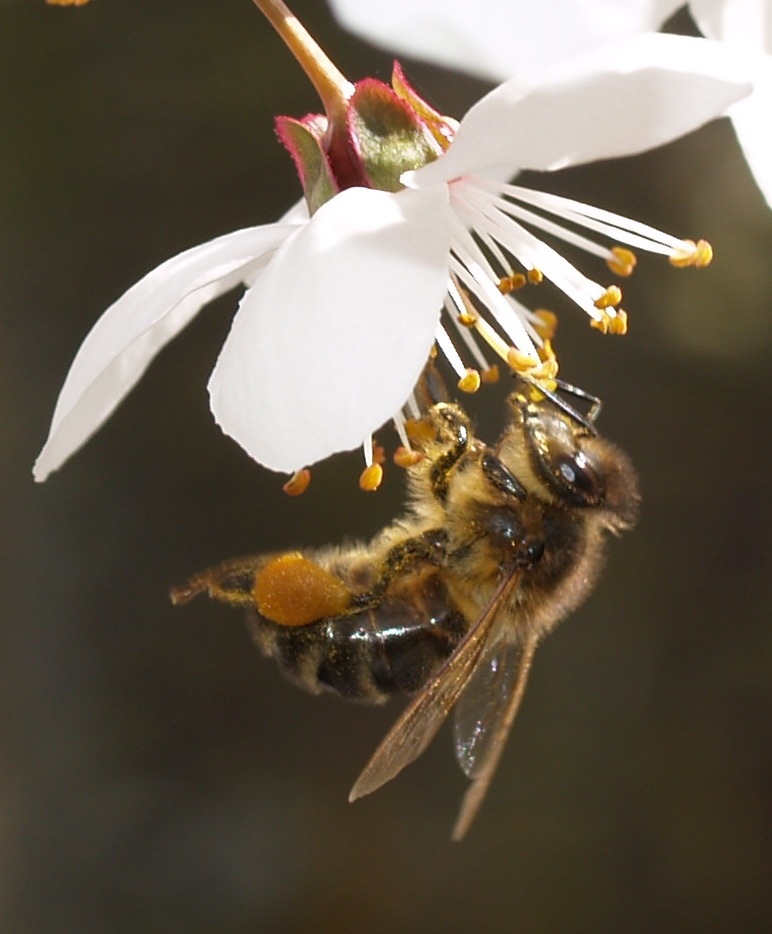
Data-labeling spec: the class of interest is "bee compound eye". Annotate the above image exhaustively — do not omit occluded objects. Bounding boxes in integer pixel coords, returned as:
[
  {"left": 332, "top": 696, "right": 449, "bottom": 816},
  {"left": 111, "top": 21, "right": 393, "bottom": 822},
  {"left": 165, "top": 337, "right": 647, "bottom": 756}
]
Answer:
[
  {"left": 524, "top": 537, "right": 544, "bottom": 562},
  {"left": 550, "top": 449, "right": 603, "bottom": 505}
]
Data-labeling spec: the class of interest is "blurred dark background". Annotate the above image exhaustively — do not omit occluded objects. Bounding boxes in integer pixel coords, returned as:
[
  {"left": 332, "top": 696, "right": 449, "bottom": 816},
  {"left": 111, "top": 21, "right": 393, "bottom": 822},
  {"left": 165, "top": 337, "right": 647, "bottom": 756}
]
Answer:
[{"left": 2, "top": 1, "right": 771, "bottom": 931}]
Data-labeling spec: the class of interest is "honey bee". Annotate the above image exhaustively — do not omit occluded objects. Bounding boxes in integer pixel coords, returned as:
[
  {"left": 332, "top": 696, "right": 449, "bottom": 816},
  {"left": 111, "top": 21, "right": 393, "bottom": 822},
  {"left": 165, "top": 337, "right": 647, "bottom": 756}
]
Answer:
[{"left": 171, "top": 381, "right": 638, "bottom": 839}]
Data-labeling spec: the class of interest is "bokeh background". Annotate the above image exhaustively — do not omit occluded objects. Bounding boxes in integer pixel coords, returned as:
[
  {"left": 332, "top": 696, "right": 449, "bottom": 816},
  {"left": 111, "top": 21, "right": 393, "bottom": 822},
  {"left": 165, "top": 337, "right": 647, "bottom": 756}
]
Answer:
[{"left": 2, "top": 1, "right": 771, "bottom": 931}]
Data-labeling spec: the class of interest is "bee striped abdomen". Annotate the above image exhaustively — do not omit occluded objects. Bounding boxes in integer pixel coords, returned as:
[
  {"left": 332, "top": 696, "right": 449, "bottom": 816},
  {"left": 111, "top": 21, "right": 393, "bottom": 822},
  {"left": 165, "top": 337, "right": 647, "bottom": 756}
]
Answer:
[{"left": 247, "top": 568, "right": 468, "bottom": 703}]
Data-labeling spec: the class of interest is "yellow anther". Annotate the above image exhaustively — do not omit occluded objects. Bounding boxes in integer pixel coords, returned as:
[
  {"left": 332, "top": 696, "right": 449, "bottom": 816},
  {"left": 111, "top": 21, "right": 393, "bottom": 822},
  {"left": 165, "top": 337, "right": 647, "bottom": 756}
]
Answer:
[
  {"left": 457, "top": 368, "right": 481, "bottom": 393},
  {"left": 393, "top": 446, "right": 424, "bottom": 468},
  {"left": 607, "top": 246, "right": 637, "bottom": 277},
  {"left": 535, "top": 354, "right": 559, "bottom": 382},
  {"left": 457, "top": 312, "right": 477, "bottom": 327},
  {"left": 480, "top": 364, "right": 500, "bottom": 384},
  {"left": 359, "top": 462, "right": 383, "bottom": 492},
  {"left": 371, "top": 443, "right": 386, "bottom": 466},
  {"left": 405, "top": 417, "right": 436, "bottom": 445},
  {"left": 590, "top": 308, "right": 627, "bottom": 335},
  {"left": 594, "top": 285, "right": 622, "bottom": 310},
  {"left": 537, "top": 339, "right": 554, "bottom": 363},
  {"left": 692, "top": 239, "right": 713, "bottom": 267},
  {"left": 669, "top": 238, "right": 713, "bottom": 268},
  {"left": 608, "top": 309, "right": 628, "bottom": 335},
  {"left": 533, "top": 308, "right": 558, "bottom": 341},
  {"left": 498, "top": 273, "right": 527, "bottom": 294},
  {"left": 507, "top": 344, "right": 559, "bottom": 385},
  {"left": 507, "top": 347, "right": 539, "bottom": 374},
  {"left": 282, "top": 468, "right": 311, "bottom": 496},
  {"left": 527, "top": 268, "right": 544, "bottom": 285}
]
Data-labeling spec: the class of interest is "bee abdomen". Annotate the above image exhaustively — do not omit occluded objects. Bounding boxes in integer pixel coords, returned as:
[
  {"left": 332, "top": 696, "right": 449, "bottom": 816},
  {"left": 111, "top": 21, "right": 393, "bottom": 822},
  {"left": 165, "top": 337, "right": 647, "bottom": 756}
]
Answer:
[{"left": 247, "top": 571, "right": 468, "bottom": 704}]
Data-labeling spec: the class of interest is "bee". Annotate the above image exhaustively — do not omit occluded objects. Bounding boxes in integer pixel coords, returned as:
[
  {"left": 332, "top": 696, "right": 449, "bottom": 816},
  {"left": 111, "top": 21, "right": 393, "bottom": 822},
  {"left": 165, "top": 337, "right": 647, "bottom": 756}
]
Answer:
[{"left": 171, "top": 381, "right": 638, "bottom": 839}]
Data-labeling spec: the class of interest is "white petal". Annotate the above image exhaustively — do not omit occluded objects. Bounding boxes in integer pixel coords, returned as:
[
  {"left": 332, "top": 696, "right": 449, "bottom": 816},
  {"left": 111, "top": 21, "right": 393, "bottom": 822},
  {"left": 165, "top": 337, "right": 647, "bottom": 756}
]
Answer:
[
  {"left": 689, "top": 0, "right": 772, "bottom": 56},
  {"left": 330, "top": 0, "right": 681, "bottom": 82},
  {"left": 408, "top": 33, "right": 752, "bottom": 185},
  {"left": 728, "top": 61, "right": 772, "bottom": 206},
  {"left": 33, "top": 224, "right": 297, "bottom": 482},
  {"left": 208, "top": 186, "right": 453, "bottom": 473},
  {"left": 689, "top": 0, "right": 772, "bottom": 205},
  {"left": 277, "top": 197, "right": 311, "bottom": 224}
]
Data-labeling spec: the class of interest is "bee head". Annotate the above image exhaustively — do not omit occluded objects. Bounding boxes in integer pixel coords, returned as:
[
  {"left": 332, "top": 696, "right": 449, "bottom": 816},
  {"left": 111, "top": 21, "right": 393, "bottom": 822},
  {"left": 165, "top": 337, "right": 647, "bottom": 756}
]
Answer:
[{"left": 500, "top": 391, "right": 639, "bottom": 527}]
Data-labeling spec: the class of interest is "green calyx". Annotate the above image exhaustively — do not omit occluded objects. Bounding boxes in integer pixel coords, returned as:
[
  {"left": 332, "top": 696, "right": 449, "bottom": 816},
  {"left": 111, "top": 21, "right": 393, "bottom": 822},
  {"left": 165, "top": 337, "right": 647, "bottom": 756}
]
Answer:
[
  {"left": 276, "top": 63, "right": 454, "bottom": 213},
  {"left": 347, "top": 78, "right": 441, "bottom": 192}
]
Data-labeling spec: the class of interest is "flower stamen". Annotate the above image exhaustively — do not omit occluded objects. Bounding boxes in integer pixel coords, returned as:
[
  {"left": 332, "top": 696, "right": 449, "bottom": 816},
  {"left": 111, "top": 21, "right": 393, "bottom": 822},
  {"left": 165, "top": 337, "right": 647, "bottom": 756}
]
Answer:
[
  {"left": 593, "top": 285, "right": 623, "bottom": 310},
  {"left": 607, "top": 246, "right": 637, "bottom": 277},
  {"left": 359, "top": 462, "right": 383, "bottom": 491},
  {"left": 669, "top": 239, "right": 713, "bottom": 268},
  {"left": 457, "top": 368, "right": 481, "bottom": 393},
  {"left": 393, "top": 446, "right": 424, "bottom": 468},
  {"left": 498, "top": 272, "right": 527, "bottom": 294},
  {"left": 590, "top": 308, "right": 628, "bottom": 335},
  {"left": 436, "top": 323, "right": 480, "bottom": 392},
  {"left": 532, "top": 309, "right": 558, "bottom": 341},
  {"left": 283, "top": 468, "right": 312, "bottom": 496}
]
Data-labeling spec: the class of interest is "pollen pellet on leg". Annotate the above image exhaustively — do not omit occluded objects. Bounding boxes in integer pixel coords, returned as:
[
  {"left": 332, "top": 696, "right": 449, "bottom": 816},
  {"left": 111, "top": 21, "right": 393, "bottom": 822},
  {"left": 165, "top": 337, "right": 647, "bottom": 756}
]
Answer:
[{"left": 254, "top": 552, "right": 352, "bottom": 626}]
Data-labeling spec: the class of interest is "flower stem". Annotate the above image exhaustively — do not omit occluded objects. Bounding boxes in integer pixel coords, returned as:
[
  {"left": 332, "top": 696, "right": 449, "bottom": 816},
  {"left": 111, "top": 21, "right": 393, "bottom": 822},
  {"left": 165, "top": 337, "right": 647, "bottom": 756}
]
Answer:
[{"left": 248, "top": 0, "right": 353, "bottom": 121}]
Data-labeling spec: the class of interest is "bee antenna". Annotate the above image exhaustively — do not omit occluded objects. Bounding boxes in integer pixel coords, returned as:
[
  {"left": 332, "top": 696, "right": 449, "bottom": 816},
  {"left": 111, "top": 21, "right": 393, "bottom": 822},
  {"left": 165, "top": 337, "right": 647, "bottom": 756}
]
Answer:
[{"left": 527, "top": 378, "right": 603, "bottom": 434}]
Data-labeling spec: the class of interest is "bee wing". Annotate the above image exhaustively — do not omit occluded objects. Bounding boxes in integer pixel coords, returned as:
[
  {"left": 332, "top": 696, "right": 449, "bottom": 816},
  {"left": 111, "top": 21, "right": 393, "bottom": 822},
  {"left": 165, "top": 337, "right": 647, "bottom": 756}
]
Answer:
[
  {"left": 453, "top": 636, "right": 524, "bottom": 779},
  {"left": 451, "top": 633, "right": 538, "bottom": 841},
  {"left": 348, "top": 569, "right": 522, "bottom": 805}
]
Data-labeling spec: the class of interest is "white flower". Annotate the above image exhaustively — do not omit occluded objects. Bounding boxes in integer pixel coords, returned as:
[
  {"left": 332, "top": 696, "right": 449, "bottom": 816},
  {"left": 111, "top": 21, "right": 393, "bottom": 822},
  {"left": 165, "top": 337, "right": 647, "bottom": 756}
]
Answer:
[
  {"left": 689, "top": 0, "right": 772, "bottom": 207},
  {"left": 33, "top": 33, "right": 750, "bottom": 482},
  {"left": 330, "top": 0, "right": 772, "bottom": 207}
]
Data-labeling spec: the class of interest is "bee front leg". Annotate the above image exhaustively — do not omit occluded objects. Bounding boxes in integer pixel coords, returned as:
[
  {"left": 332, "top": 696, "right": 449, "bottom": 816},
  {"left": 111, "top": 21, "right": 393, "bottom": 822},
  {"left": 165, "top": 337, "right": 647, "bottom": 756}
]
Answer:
[{"left": 427, "top": 404, "right": 472, "bottom": 503}]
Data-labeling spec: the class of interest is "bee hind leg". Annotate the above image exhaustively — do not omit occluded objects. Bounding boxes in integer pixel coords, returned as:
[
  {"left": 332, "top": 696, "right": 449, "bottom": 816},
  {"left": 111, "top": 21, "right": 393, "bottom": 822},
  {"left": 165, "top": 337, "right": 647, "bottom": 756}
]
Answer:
[
  {"left": 169, "top": 555, "right": 267, "bottom": 608},
  {"left": 349, "top": 529, "right": 449, "bottom": 610}
]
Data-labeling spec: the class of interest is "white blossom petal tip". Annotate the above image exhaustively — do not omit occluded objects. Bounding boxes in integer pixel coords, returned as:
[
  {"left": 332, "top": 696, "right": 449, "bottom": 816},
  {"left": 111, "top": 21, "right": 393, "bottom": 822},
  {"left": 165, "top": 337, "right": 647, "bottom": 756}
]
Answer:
[{"left": 33, "top": 224, "right": 296, "bottom": 482}]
